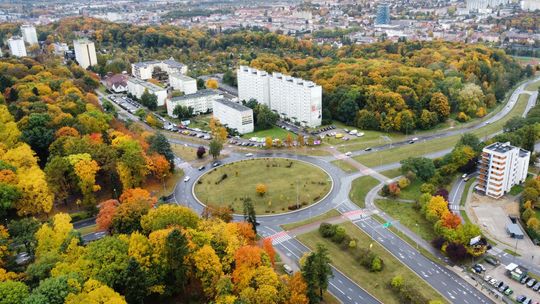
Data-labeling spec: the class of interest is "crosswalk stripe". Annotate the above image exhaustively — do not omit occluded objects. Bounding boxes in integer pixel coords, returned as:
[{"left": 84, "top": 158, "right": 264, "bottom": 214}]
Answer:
[{"left": 268, "top": 231, "right": 292, "bottom": 245}]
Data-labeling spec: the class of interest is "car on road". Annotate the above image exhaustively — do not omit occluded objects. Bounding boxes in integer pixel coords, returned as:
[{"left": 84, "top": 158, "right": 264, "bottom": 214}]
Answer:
[
  {"left": 212, "top": 161, "right": 221, "bottom": 167},
  {"left": 198, "top": 165, "right": 205, "bottom": 171},
  {"left": 283, "top": 264, "right": 294, "bottom": 275},
  {"left": 408, "top": 140, "right": 415, "bottom": 144},
  {"left": 527, "top": 278, "right": 537, "bottom": 288},
  {"left": 364, "top": 147, "right": 372, "bottom": 151},
  {"left": 345, "top": 151, "right": 352, "bottom": 156},
  {"left": 485, "top": 256, "right": 499, "bottom": 266},
  {"left": 245, "top": 153, "right": 253, "bottom": 157},
  {"left": 183, "top": 176, "right": 190, "bottom": 182}
]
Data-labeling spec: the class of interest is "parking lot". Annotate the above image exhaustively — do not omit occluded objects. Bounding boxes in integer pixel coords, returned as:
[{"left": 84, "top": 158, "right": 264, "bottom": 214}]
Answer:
[{"left": 471, "top": 260, "right": 540, "bottom": 303}]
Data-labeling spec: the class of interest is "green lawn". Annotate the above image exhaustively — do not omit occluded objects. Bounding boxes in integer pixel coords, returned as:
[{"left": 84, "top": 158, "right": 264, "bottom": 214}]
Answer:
[
  {"left": 460, "top": 178, "right": 476, "bottom": 206},
  {"left": 398, "top": 179, "right": 423, "bottom": 201},
  {"left": 297, "top": 222, "right": 445, "bottom": 304},
  {"left": 194, "top": 158, "right": 332, "bottom": 214},
  {"left": 171, "top": 144, "right": 198, "bottom": 161},
  {"left": 349, "top": 176, "right": 380, "bottom": 208},
  {"left": 354, "top": 93, "right": 531, "bottom": 167},
  {"left": 330, "top": 160, "right": 359, "bottom": 173},
  {"left": 525, "top": 79, "right": 540, "bottom": 92},
  {"left": 380, "top": 168, "right": 402, "bottom": 179},
  {"left": 280, "top": 209, "right": 341, "bottom": 231},
  {"left": 242, "top": 127, "right": 295, "bottom": 140},
  {"left": 375, "top": 199, "right": 435, "bottom": 242}
]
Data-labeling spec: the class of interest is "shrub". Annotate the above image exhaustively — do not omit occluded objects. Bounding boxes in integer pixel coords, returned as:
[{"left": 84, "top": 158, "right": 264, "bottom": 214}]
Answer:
[
  {"left": 196, "top": 146, "right": 206, "bottom": 158},
  {"left": 370, "top": 256, "right": 383, "bottom": 272},
  {"left": 434, "top": 188, "right": 449, "bottom": 201},
  {"left": 349, "top": 240, "right": 357, "bottom": 249},
  {"left": 380, "top": 184, "right": 390, "bottom": 197},
  {"left": 446, "top": 242, "right": 469, "bottom": 262},
  {"left": 398, "top": 177, "right": 410, "bottom": 189},
  {"left": 331, "top": 226, "right": 347, "bottom": 244},
  {"left": 431, "top": 236, "right": 446, "bottom": 250},
  {"left": 215, "top": 173, "right": 228, "bottom": 184},
  {"left": 420, "top": 183, "right": 436, "bottom": 194},
  {"left": 388, "top": 183, "right": 400, "bottom": 198},
  {"left": 390, "top": 275, "right": 403, "bottom": 289},
  {"left": 319, "top": 223, "right": 337, "bottom": 238},
  {"left": 457, "top": 112, "right": 470, "bottom": 122}
]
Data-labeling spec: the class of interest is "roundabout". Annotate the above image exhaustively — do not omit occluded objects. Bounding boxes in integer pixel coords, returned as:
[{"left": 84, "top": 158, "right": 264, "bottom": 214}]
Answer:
[{"left": 193, "top": 157, "right": 333, "bottom": 215}]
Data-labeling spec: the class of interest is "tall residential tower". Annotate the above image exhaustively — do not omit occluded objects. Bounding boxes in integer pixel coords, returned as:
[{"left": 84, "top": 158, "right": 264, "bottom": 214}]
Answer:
[
  {"left": 73, "top": 39, "right": 97, "bottom": 69},
  {"left": 21, "top": 25, "right": 38, "bottom": 45},
  {"left": 8, "top": 36, "right": 27, "bottom": 57}
]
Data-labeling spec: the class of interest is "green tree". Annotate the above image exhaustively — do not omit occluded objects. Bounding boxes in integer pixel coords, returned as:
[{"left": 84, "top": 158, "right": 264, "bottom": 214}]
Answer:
[
  {"left": 8, "top": 217, "right": 40, "bottom": 258},
  {"left": 24, "top": 275, "right": 79, "bottom": 304},
  {"left": 0, "top": 280, "right": 29, "bottom": 304},
  {"left": 209, "top": 139, "right": 223, "bottom": 160},
  {"left": 400, "top": 157, "right": 435, "bottom": 181},
  {"left": 243, "top": 198, "right": 257, "bottom": 234},
  {"left": 120, "top": 258, "right": 148, "bottom": 304},
  {"left": 457, "top": 133, "right": 482, "bottom": 153},
  {"left": 147, "top": 133, "right": 175, "bottom": 169},
  {"left": 0, "top": 183, "right": 20, "bottom": 217},
  {"left": 337, "top": 98, "right": 359, "bottom": 125},
  {"left": 20, "top": 113, "right": 55, "bottom": 163},
  {"left": 173, "top": 105, "right": 194, "bottom": 120},
  {"left": 521, "top": 125, "right": 536, "bottom": 153},
  {"left": 85, "top": 236, "right": 130, "bottom": 288},
  {"left": 165, "top": 229, "right": 190, "bottom": 292},
  {"left": 256, "top": 104, "right": 279, "bottom": 130},
  {"left": 301, "top": 244, "right": 333, "bottom": 303},
  {"left": 44, "top": 156, "right": 74, "bottom": 205},
  {"left": 222, "top": 70, "right": 237, "bottom": 87},
  {"left": 140, "top": 89, "right": 158, "bottom": 110}
]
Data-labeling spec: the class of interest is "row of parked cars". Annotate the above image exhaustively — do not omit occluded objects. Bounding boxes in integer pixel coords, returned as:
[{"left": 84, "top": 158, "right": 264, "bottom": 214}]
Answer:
[
  {"left": 483, "top": 274, "right": 515, "bottom": 296},
  {"left": 229, "top": 139, "right": 263, "bottom": 148}
]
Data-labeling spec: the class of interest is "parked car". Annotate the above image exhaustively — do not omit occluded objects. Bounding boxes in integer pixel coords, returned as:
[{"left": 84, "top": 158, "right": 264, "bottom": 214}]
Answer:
[
  {"left": 504, "top": 288, "right": 513, "bottom": 296},
  {"left": 489, "top": 278, "right": 497, "bottom": 286},
  {"left": 475, "top": 264, "right": 486, "bottom": 272},
  {"left": 516, "top": 295, "right": 527, "bottom": 303},
  {"left": 496, "top": 281, "right": 504, "bottom": 288},
  {"left": 485, "top": 256, "right": 499, "bottom": 266},
  {"left": 521, "top": 276, "right": 530, "bottom": 284},
  {"left": 527, "top": 279, "right": 537, "bottom": 288},
  {"left": 498, "top": 284, "right": 508, "bottom": 292},
  {"left": 533, "top": 282, "right": 540, "bottom": 291},
  {"left": 484, "top": 275, "right": 492, "bottom": 282},
  {"left": 472, "top": 266, "right": 482, "bottom": 273}
]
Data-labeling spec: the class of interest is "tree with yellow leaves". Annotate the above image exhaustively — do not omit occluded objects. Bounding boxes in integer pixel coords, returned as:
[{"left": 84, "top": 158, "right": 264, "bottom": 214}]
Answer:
[
  {"left": 68, "top": 153, "right": 100, "bottom": 206},
  {"left": 425, "top": 195, "right": 450, "bottom": 223},
  {"left": 65, "top": 279, "right": 126, "bottom": 304},
  {"left": 193, "top": 245, "right": 224, "bottom": 298},
  {"left": 206, "top": 78, "right": 219, "bottom": 89},
  {"left": 209, "top": 118, "right": 228, "bottom": 142},
  {"left": 256, "top": 183, "right": 268, "bottom": 196},
  {"left": 35, "top": 213, "right": 73, "bottom": 258}
]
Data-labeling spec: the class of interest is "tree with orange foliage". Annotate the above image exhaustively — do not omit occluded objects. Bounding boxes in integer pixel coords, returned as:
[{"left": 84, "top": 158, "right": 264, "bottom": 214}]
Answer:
[
  {"left": 262, "top": 238, "right": 276, "bottom": 267},
  {"left": 119, "top": 188, "right": 157, "bottom": 207},
  {"left": 236, "top": 222, "right": 256, "bottom": 244},
  {"left": 205, "top": 78, "right": 219, "bottom": 89},
  {"left": 148, "top": 154, "right": 170, "bottom": 180},
  {"left": 426, "top": 195, "right": 450, "bottom": 223},
  {"left": 96, "top": 199, "right": 119, "bottom": 231},
  {"left": 286, "top": 272, "right": 309, "bottom": 304},
  {"left": 202, "top": 205, "right": 233, "bottom": 223},
  {"left": 441, "top": 212, "right": 462, "bottom": 229},
  {"left": 55, "top": 126, "right": 79, "bottom": 138}
]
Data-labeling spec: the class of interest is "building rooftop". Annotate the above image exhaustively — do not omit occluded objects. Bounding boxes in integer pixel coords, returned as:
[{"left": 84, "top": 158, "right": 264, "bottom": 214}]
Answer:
[
  {"left": 128, "top": 77, "right": 165, "bottom": 91},
  {"left": 133, "top": 58, "right": 185, "bottom": 69},
  {"left": 74, "top": 38, "right": 94, "bottom": 44},
  {"left": 170, "top": 73, "right": 195, "bottom": 82},
  {"left": 215, "top": 98, "right": 252, "bottom": 112},
  {"left": 171, "top": 89, "right": 220, "bottom": 101},
  {"left": 506, "top": 222, "right": 524, "bottom": 237},
  {"left": 8, "top": 36, "right": 23, "bottom": 41},
  {"left": 484, "top": 142, "right": 516, "bottom": 154}
]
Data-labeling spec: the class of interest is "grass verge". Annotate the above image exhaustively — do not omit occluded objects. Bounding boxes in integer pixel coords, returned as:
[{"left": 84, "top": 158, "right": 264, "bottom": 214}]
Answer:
[
  {"left": 171, "top": 144, "right": 198, "bottom": 161},
  {"left": 353, "top": 93, "right": 530, "bottom": 167},
  {"left": 460, "top": 178, "right": 476, "bottom": 206},
  {"left": 503, "top": 249, "right": 521, "bottom": 256},
  {"left": 330, "top": 160, "right": 359, "bottom": 173},
  {"left": 242, "top": 126, "right": 295, "bottom": 140},
  {"left": 525, "top": 79, "right": 540, "bottom": 92},
  {"left": 77, "top": 224, "right": 97, "bottom": 235},
  {"left": 349, "top": 176, "right": 380, "bottom": 208},
  {"left": 380, "top": 168, "right": 402, "bottom": 179},
  {"left": 280, "top": 209, "right": 341, "bottom": 231},
  {"left": 375, "top": 199, "right": 435, "bottom": 242},
  {"left": 144, "top": 170, "right": 184, "bottom": 198},
  {"left": 297, "top": 221, "right": 446, "bottom": 304}
]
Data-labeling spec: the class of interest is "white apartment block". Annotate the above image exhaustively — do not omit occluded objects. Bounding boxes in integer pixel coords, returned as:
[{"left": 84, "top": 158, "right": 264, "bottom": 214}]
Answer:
[
  {"left": 73, "top": 39, "right": 97, "bottom": 69},
  {"left": 131, "top": 58, "right": 188, "bottom": 80},
  {"left": 237, "top": 65, "right": 322, "bottom": 127},
  {"left": 8, "top": 36, "right": 26, "bottom": 57},
  {"left": 21, "top": 25, "right": 38, "bottom": 45},
  {"left": 127, "top": 78, "right": 168, "bottom": 107},
  {"left": 237, "top": 66, "right": 270, "bottom": 105},
  {"left": 466, "top": 0, "right": 510, "bottom": 10},
  {"left": 52, "top": 42, "right": 69, "bottom": 55},
  {"left": 476, "top": 142, "right": 530, "bottom": 199},
  {"left": 212, "top": 98, "right": 254, "bottom": 134},
  {"left": 166, "top": 89, "right": 222, "bottom": 117},
  {"left": 169, "top": 73, "right": 197, "bottom": 95},
  {"left": 521, "top": 0, "right": 540, "bottom": 11}
]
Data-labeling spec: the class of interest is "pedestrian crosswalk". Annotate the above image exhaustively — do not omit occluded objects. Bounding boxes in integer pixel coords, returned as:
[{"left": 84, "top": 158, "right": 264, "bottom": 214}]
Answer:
[
  {"left": 343, "top": 210, "right": 366, "bottom": 221},
  {"left": 449, "top": 204, "right": 460, "bottom": 211},
  {"left": 268, "top": 231, "right": 292, "bottom": 245}
]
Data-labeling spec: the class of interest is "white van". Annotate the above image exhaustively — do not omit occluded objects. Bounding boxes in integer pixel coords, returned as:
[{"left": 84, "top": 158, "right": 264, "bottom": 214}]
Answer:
[
  {"left": 345, "top": 152, "right": 352, "bottom": 157},
  {"left": 283, "top": 264, "right": 294, "bottom": 275}
]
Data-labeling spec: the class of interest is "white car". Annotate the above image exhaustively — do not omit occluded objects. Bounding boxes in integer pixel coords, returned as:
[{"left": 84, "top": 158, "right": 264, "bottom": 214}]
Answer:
[
  {"left": 245, "top": 153, "right": 254, "bottom": 157},
  {"left": 345, "top": 152, "right": 352, "bottom": 156},
  {"left": 183, "top": 176, "right": 190, "bottom": 182}
]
